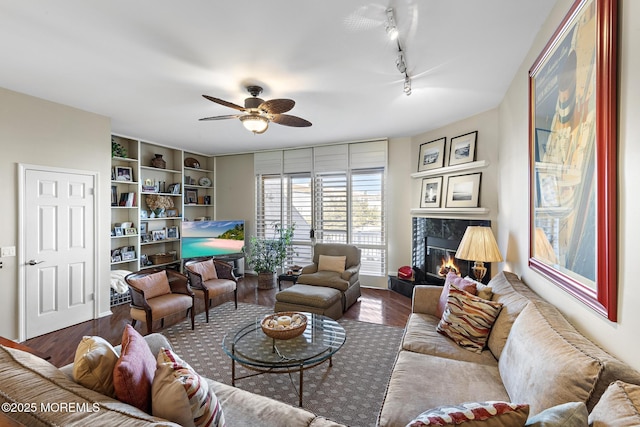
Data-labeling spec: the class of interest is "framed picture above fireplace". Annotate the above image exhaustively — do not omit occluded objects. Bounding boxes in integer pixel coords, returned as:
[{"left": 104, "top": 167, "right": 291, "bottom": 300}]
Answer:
[
  {"left": 445, "top": 173, "right": 481, "bottom": 208},
  {"left": 417, "top": 137, "right": 446, "bottom": 172},
  {"left": 420, "top": 177, "right": 443, "bottom": 208}
]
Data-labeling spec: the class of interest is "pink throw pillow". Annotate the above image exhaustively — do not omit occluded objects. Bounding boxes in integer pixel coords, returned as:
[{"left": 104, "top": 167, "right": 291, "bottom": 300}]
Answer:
[
  {"left": 127, "top": 270, "right": 171, "bottom": 299},
  {"left": 113, "top": 325, "right": 157, "bottom": 413},
  {"left": 436, "top": 272, "right": 478, "bottom": 318},
  {"left": 189, "top": 259, "right": 218, "bottom": 281}
]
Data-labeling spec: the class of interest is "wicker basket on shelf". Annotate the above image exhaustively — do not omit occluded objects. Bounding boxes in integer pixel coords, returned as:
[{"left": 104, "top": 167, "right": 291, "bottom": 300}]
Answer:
[
  {"left": 261, "top": 312, "right": 307, "bottom": 340},
  {"left": 149, "top": 253, "right": 175, "bottom": 265}
]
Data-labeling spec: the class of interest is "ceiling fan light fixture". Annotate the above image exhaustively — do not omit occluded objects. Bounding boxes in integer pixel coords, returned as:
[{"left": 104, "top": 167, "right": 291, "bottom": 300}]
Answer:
[{"left": 240, "top": 114, "right": 269, "bottom": 134}]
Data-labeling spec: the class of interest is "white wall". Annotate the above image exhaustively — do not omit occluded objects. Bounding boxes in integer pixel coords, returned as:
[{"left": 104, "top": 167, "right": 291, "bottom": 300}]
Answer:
[
  {"left": 498, "top": 0, "right": 640, "bottom": 371},
  {"left": 392, "top": 109, "right": 502, "bottom": 277},
  {"left": 0, "top": 87, "right": 112, "bottom": 340}
]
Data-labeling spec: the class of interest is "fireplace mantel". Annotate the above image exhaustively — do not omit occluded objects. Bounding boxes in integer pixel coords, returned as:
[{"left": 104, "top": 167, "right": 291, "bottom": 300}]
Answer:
[{"left": 410, "top": 207, "right": 490, "bottom": 216}]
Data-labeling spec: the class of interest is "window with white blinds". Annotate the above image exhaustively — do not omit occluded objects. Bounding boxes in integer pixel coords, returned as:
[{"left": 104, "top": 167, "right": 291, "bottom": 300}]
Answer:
[{"left": 254, "top": 141, "right": 387, "bottom": 277}]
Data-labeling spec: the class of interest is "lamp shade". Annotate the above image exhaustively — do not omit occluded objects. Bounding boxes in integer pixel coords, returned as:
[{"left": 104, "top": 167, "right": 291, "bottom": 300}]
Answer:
[{"left": 455, "top": 226, "right": 503, "bottom": 263}]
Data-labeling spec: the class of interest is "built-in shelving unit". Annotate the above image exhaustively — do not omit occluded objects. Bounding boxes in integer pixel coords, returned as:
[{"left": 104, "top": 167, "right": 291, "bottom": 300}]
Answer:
[
  {"left": 110, "top": 136, "right": 140, "bottom": 273},
  {"left": 109, "top": 135, "right": 217, "bottom": 272}
]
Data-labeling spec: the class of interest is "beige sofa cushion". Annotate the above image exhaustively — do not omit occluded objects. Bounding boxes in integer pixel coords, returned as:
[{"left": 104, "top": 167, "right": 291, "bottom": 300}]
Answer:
[
  {"left": 499, "top": 302, "right": 602, "bottom": 416},
  {"left": 0, "top": 345, "right": 179, "bottom": 426},
  {"left": 589, "top": 381, "right": 640, "bottom": 426},
  {"left": 486, "top": 272, "right": 531, "bottom": 359},
  {"left": 377, "top": 350, "right": 509, "bottom": 427},
  {"left": 402, "top": 313, "right": 498, "bottom": 366},
  {"left": 209, "top": 379, "right": 325, "bottom": 427}
]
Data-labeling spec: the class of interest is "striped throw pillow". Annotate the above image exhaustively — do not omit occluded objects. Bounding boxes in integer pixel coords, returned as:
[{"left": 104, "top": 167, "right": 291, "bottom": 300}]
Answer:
[
  {"left": 407, "top": 401, "right": 529, "bottom": 426},
  {"left": 152, "top": 348, "right": 225, "bottom": 427},
  {"left": 436, "top": 286, "right": 503, "bottom": 353}
]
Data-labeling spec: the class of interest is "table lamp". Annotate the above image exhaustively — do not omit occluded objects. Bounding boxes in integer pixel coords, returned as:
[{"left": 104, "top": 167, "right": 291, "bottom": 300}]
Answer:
[{"left": 455, "top": 226, "right": 503, "bottom": 282}]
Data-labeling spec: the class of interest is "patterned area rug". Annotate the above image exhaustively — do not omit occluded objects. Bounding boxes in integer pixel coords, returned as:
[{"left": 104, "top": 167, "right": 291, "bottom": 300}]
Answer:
[{"left": 163, "top": 302, "right": 403, "bottom": 427}]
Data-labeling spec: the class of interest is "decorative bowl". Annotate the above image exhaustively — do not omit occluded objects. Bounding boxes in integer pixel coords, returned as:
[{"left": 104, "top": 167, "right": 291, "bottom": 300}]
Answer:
[{"left": 261, "top": 312, "right": 307, "bottom": 340}]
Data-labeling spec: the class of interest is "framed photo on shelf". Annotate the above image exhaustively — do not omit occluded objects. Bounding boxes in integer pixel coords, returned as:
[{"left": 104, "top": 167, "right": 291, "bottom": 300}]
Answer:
[
  {"left": 166, "top": 226, "right": 179, "bottom": 239},
  {"left": 114, "top": 166, "right": 133, "bottom": 182},
  {"left": 166, "top": 208, "right": 179, "bottom": 218},
  {"left": 185, "top": 189, "right": 198, "bottom": 204},
  {"left": 114, "top": 227, "right": 124, "bottom": 236},
  {"left": 140, "top": 222, "right": 148, "bottom": 235},
  {"left": 420, "top": 177, "right": 443, "bottom": 208},
  {"left": 152, "top": 230, "right": 166, "bottom": 241},
  {"left": 124, "top": 227, "right": 137, "bottom": 235},
  {"left": 448, "top": 131, "right": 477, "bottom": 166},
  {"left": 528, "top": 0, "right": 618, "bottom": 321},
  {"left": 445, "top": 173, "right": 481, "bottom": 208},
  {"left": 417, "top": 137, "right": 446, "bottom": 172}
]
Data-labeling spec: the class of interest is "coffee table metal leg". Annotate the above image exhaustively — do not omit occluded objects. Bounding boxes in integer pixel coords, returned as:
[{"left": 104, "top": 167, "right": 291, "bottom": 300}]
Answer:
[
  {"left": 231, "top": 359, "right": 236, "bottom": 386},
  {"left": 299, "top": 364, "right": 303, "bottom": 407}
]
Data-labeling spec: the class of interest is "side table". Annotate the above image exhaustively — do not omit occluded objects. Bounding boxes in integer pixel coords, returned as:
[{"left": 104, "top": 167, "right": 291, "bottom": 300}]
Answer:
[
  {"left": 0, "top": 336, "right": 51, "bottom": 360},
  {"left": 277, "top": 273, "right": 300, "bottom": 290}
]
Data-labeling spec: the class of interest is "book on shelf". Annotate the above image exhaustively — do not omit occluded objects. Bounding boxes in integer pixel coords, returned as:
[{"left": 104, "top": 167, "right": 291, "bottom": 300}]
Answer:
[{"left": 118, "top": 192, "right": 136, "bottom": 207}]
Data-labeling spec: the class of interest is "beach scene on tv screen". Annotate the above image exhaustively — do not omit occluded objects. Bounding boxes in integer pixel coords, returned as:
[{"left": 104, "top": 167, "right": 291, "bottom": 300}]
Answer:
[{"left": 181, "top": 220, "right": 244, "bottom": 258}]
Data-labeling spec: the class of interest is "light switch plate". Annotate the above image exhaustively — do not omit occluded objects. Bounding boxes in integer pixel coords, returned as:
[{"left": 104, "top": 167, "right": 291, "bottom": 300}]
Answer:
[{"left": 1, "top": 246, "right": 16, "bottom": 257}]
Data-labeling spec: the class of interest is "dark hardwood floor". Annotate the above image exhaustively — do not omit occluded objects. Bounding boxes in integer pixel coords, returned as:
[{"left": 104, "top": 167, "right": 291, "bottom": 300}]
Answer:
[{"left": 23, "top": 275, "right": 411, "bottom": 367}]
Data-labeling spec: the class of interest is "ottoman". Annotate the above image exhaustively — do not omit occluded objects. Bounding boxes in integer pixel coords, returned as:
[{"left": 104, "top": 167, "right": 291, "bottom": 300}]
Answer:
[{"left": 274, "top": 284, "right": 343, "bottom": 320}]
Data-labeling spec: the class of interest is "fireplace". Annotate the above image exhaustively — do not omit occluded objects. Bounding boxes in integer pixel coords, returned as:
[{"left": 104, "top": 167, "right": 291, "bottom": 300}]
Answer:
[
  {"left": 389, "top": 217, "right": 492, "bottom": 297},
  {"left": 424, "top": 236, "right": 470, "bottom": 283}
]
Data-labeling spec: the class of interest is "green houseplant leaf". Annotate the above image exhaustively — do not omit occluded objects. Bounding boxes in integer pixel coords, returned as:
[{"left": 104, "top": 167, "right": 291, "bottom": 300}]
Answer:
[{"left": 246, "top": 224, "right": 295, "bottom": 273}]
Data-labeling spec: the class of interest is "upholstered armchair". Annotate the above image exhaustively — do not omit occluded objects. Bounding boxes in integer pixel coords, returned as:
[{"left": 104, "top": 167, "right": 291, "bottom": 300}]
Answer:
[
  {"left": 125, "top": 268, "right": 194, "bottom": 335},
  {"left": 184, "top": 258, "right": 238, "bottom": 323},
  {"left": 296, "top": 243, "right": 362, "bottom": 312}
]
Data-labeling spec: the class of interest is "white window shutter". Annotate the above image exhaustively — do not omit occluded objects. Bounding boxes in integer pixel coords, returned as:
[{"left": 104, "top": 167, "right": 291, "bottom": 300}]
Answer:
[
  {"left": 254, "top": 151, "right": 283, "bottom": 175},
  {"left": 350, "top": 139, "right": 387, "bottom": 169},
  {"left": 284, "top": 148, "right": 313, "bottom": 173}
]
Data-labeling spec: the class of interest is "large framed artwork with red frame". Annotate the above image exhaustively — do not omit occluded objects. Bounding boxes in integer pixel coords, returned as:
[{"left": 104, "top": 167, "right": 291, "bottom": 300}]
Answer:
[{"left": 528, "top": 0, "right": 618, "bottom": 321}]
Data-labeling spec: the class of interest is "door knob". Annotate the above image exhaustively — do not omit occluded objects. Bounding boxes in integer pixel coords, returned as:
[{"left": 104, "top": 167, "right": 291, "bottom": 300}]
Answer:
[{"left": 27, "top": 260, "right": 44, "bottom": 266}]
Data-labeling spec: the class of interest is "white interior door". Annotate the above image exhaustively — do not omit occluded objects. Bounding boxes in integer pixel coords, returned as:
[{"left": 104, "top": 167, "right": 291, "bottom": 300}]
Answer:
[{"left": 22, "top": 166, "right": 96, "bottom": 339}]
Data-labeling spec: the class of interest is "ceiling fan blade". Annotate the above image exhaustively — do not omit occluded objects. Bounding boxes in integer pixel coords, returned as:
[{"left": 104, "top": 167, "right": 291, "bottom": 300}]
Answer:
[
  {"left": 259, "top": 98, "right": 295, "bottom": 114},
  {"left": 271, "top": 114, "right": 312, "bottom": 127},
  {"left": 202, "top": 95, "right": 246, "bottom": 111},
  {"left": 199, "top": 114, "right": 242, "bottom": 121}
]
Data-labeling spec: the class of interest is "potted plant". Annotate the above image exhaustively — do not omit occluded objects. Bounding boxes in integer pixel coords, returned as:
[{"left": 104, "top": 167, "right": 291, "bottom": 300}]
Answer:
[{"left": 246, "top": 224, "right": 295, "bottom": 289}]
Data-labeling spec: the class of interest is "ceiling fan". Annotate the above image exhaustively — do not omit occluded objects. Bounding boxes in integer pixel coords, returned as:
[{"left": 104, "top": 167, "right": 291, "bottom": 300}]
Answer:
[{"left": 199, "top": 85, "right": 312, "bottom": 134}]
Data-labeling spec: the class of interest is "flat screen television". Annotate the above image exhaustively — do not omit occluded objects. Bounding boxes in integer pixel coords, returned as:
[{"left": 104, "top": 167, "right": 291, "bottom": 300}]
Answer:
[{"left": 181, "top": 220, "right": 245, "bottom": 259}]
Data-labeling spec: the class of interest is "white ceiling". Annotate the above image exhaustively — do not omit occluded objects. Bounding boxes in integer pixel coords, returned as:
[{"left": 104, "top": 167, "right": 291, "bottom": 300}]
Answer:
[{"left": 0, "top": 1, "right": 557, "bottom": 155}]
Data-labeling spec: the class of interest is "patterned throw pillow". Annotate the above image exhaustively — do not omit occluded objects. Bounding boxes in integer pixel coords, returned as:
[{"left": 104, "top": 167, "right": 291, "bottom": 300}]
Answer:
[
  {"left": 153, "top": 348, "right": 225, "bottom": 427},
  {"left": 437, "top": 272, "right": 479, "bottom": 318},
  {"left": 407, "top": 401, "right": 529, "bottom": 427},
  {"left": 437, "top": 286, "right": 503, "bottom": 353},
  {"left": 113, "top": 325, "right": 157, "bottom": 413}
]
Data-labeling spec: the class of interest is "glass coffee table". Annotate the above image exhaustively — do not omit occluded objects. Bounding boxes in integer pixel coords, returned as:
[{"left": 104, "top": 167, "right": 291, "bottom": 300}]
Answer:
[{"left": 221, "top": 313, "right": 346, "bottom": 407}]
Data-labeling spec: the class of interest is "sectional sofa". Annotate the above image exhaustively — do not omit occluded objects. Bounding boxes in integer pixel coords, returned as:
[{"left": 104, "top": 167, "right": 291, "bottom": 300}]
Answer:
[{"left": 378, "top": 271, "right": 640, "bottom": 426}]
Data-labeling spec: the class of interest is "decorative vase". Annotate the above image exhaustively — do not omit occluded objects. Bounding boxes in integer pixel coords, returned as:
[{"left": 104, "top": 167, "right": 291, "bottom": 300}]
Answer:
[
  {"left": 151, "top": 154, "right": 166, "bottom": 169},
  {"left": 257, "top": 271, "right": 276, "bottom": 290}
]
